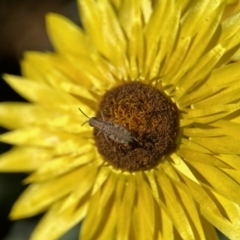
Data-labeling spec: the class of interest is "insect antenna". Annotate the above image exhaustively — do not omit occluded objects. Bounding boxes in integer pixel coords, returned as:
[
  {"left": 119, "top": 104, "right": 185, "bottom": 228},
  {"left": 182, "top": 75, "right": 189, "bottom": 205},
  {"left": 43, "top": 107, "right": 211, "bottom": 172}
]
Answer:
[{"left": 78, "top": 108, "right": 90, "bottom": 126}]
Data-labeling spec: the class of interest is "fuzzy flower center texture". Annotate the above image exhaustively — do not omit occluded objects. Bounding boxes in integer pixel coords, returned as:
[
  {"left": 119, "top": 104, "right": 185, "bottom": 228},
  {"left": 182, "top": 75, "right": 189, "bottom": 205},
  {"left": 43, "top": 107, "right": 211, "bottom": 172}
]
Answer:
[{"left": 93, "top": 82, "right": 179, "bottom": 171}]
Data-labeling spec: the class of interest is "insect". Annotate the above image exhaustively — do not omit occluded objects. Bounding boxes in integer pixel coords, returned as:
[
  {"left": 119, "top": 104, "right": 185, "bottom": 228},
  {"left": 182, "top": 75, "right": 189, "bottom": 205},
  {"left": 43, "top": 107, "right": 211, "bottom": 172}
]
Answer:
[{"left": 78, "top": 108, "right": 135, "bottom": 145}]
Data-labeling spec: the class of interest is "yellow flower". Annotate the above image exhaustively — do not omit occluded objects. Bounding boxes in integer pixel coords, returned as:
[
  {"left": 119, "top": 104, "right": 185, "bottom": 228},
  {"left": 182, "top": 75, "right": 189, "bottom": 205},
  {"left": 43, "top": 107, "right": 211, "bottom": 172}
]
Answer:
[{"left": 1, "top": 0, "right": 240, "bottom": 239}]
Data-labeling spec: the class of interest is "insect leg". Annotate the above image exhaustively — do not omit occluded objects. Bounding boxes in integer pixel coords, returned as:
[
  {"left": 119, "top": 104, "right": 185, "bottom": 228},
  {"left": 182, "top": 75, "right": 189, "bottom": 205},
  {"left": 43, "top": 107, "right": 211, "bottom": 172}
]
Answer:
[
  {"left": 101, "top": 110, "right": 105, "bottom": 121},
  {"left": 104, "top": 133, "right": 110, "bottom": 143},
  {"left": 96, "top": 130, "right": 110, "bottom": 143}
]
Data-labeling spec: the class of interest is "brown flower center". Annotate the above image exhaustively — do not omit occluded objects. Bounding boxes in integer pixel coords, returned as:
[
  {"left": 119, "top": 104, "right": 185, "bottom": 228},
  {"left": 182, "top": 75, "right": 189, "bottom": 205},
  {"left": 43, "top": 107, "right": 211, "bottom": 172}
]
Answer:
[{"left": 94, "top": 82, "right": 179, "bottom": 171}]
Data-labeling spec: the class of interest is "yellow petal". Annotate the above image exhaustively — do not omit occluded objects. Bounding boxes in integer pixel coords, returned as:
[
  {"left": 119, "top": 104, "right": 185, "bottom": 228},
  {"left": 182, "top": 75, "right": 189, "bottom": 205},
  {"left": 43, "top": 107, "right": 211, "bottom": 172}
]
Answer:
[
  {"left": 174, "top": 45, "right": 225, "bottom": 101},
  {"left": 78, "top": 0, "right": 128, "bottom": 79},
  {"left": 155, "top": 169, "right": 194, "bottom": 240},
  {"left": 59, "top": 165, "right": 98, "bottom": 213},
  {"left": 31, "top": 198, "right": 88, "bottom": 240},
  {"left": 80, "top": 172, "right": 118, "bottom": 239},
  {"left": 46, "top": 13, "right": 91, "bottom": 56},
  {"left": 116, "top": 174, "right": 136, "bottom": 240},
  {"left": 10, "top": 164, "right": 95, "bottom": 219},
  {"left": 0, "top": 102, "right": 94, "bottom": 133},
  {"left": 144, "top": 0, "right": 174, "bottom": 76},
  {"left": 180, "top": 0, "right": 219, "bottom": 39},
  {"left": 0, "top": 127, "right": 91, "bottom": 147},
  {"left": 186, "top": 161, "right": 240, "bottom": 205},
  {"left": 119, "top": 0, "right": 144, "bottom": 79},
  {"left": 218, "top": 154, "right": 240, "bottom": 170},
  {"left": 20, "top": 52, "right": 52, "bottom": 83},
  {"left": 180, "top": 173, "right": 225, "bottom": 219},
  {"left": 136, "top": 172, "right": 155, "bottom": 235},
  {"left": 0, "top": 147, "right": 52, "bottom": 172},
  {"left": 25, "top": 149, "right": 95, "bottom": 182},
  {"left": 3, "top": 74, "right": 79, "bottom": 108},
  {"left": 173, "top": 181, "right": 207, "bottom": 239},
  {"left": 201, "top": 191, "right": 240, "bottom": 240},
  {"left": 181, "top": 3, "right": 224, "bottom": 68},
  {"left": 170, "top": 153, "right": 201, "bottom": 184},
  {"left": 177, "top": 148, "right": 231, "bottom": 168},
  {"left": 193, "top": 80, "right": 240, "bottom": 108},
  {"left": 191, "top": 136, "right": 240, "bottom": 154}
]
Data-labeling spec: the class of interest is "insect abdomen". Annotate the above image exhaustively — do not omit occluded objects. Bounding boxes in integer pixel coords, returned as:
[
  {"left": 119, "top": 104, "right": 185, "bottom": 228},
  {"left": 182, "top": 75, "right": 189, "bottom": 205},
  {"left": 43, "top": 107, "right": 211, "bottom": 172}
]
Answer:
[
  {"left": 89, "top": 118, "right": 134, "bottom": 144},
  {"left": 103, "top": 122, "right": 134, "bottom": 144}
]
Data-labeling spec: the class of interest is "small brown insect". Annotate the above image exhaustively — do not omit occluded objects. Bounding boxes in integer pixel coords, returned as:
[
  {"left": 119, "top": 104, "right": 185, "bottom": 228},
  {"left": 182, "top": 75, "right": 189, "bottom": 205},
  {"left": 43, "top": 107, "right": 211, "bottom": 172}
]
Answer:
[{"left": 79, "top": 108, "right": 135, "bottom": 144}]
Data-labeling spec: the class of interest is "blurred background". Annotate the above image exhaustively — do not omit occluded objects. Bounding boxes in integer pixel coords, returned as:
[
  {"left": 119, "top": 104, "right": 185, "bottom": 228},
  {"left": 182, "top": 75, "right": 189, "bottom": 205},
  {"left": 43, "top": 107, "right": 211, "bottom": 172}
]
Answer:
[{"left": 0, "top": 0, "right": 80, "bottom": 239}]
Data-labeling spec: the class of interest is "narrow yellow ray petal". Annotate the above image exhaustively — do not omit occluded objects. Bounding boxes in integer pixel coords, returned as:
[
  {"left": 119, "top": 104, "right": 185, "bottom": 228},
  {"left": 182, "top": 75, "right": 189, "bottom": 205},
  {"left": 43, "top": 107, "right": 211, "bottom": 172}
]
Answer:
[
  {"left": 91, "top": 166, "right": 111, "bottom": 195},
  {"left": 97, "top": 200, "right": 117, "bottom": 240},
  {"left": 179, "top": 138, "right": 211, "bottom": 154},
  {"left": 146, "top": 171, "right": 172, "bottom": 221},
  {"left": 221, "top": 168, "right": 240, "bottom": 185},
  {"left": 31, "top": 198, "right": 88, "bottom": 240},
  {"left": 203, "top": 60, "right": 240, "bottom": 87},
  {"left": 211, "top": 119, "right": 240, "bottom": 138},
  {"left": 183, "top": 127, "right": 224, "bottom": 138},
  {"left": 180, "top": 0, "right": 219, "bottom": 38},
  {"left": 0, "top": 147, "right": 53, "bottom": 172},
  {"left": 145, "top": 170, "right": 161, "bottom": 203},
  {"left": 191, "top": 136, "right": 240, "bottom": 154},
  {"left": 211, "top": 190, "right": 240, "bottom": 224},
  {"left": 120, "top": 0, "right": 144, "bottom": 79},
  {"left": 170, "top": 153, "right": 200, "bottom": 184},
  {"left": 59, "top": 165, "right": 97, "bottom": 213},
  {"left": 140, "top": 0, "right": 152, "bottom": 24},
  {"left": 77, "top": 0, "right": 104, "bottom": 49},
  {"left": 133, "top": 203, "right": 152, "bottom": 240},
  {"left": 51, "top": 134, "right": 93, "bottom": 156},
  {"left": 94, "top": 0, "right": 127, "bottom": 60},
  {"left": 156, "top": 207, "right": 174, "bottom": 240},
  {"left": 174, "top": 182, "right": 206, "bottom": 240},
  {"left": 199, "top": 217, "right": 219, "bottom": 240},
  {"left": 0, "top": 102, "right": 94, "bottom": 133},
  {"left": 80, "top": 188, "right": 111, "bottom": 239},
  {"left": 177, "top": 148, "right": 231, "bottom": 168},
  {"left": 202, "top": 192, "right": 240, "bottom": 240},
  {"left": 180, "top": 112, "right": 232, "bottom": 126},
  {"left": 46, "top": 13, "right": 91, "bottom": 56},
  {"left": 144, "top": 0, "right": 174, "bottom": 76},
  {"left": 3, "top": 74, "right": 79, "bottom": 107},
  {"left": 25, "top": 149, "right": 95, "bottom": 182},
  {"left": 180, "top": 174, "right": 225, "bottom": 219},
  {"left": 110, "top": 0, "right": 121, "bottom": 9},
  {"left": 218, "top": 154, "right": 240, "bottom": 170},
  {"left": 10, "top": 164, "right": 94, "bottom": 219},
  {"left": 144, "top": 0, "right": 173, "bottom": 51},
  {"left": 155, "top": 169, "right": 195, "bottom": 240},
  {"left": 185, "top": 103, "right": 240, "bottom": 118},
  {"left": 219, "top": 10, "right": 240, "bottom": 49},
  {"left": 181, "top": 3, "right": 224, "bottom": 67},
  {"left": 136, "top": 173, "right": 155, "bottom": 235},
  {"left": 21, "top": 52, "right": 100, "bottom": 90},
  {"left": 78, "top": 0, "right": 128, "bottom": 79},
  {"left": 162, "top": 37, "right": 191, "bottom": 83},
  {"left": 0, "top": 127, "right": 91, "bottom": 147},
  {"left": 186, "top": 161, "right": 240, "bottom": 205},
  {"left": 116, "top": 174, "right": 136, "bottom": 240},
  {"left": 152, "top": 8, "right": 180, "bottom": 79},
  {"left": 178, "top": 83, "right": 225, "bottom": 108},
  {"left": 20, "top": 52, "right": 52, "bottom": 83},
  {"left": 78, "top": 197, "right": 103, "bottom": 239},
  {"left": 174, "top": 178, "right": 234, "bottom": 239},
  {"left": 193, "top": 81, "right": 240, "bottom": 108},
  {"left": 174, "top": 45, "right": 225, "bottom": 101},
  {"left": 46, "top": 71, "right": 98, "bottom": 108}
]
